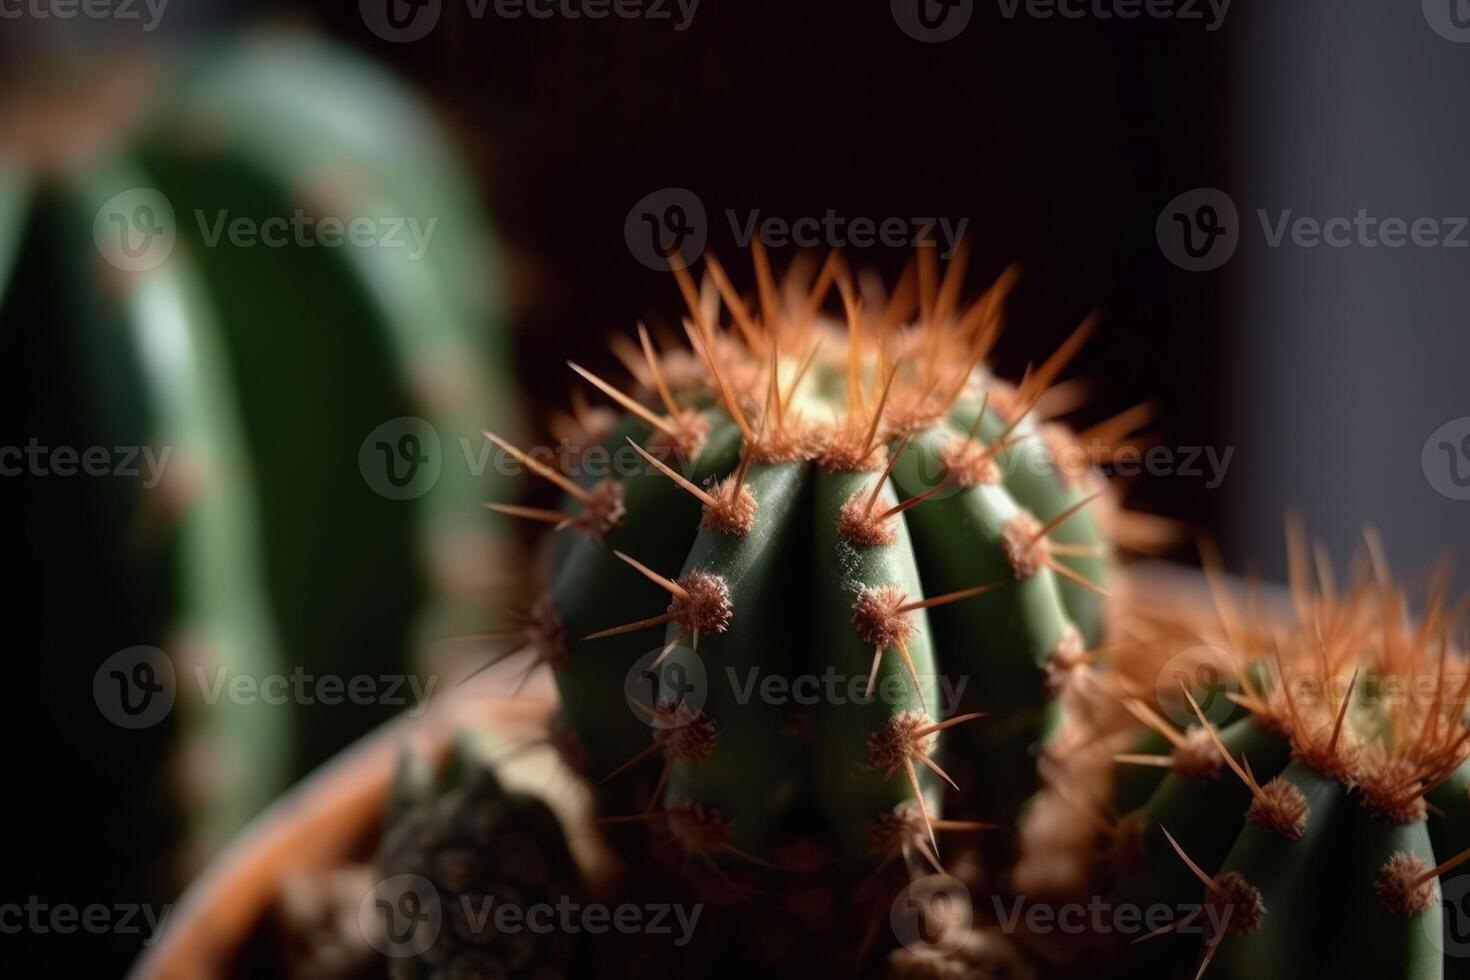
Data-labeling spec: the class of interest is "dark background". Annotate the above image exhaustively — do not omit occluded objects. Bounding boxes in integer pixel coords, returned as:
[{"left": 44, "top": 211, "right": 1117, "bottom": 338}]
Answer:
[
  {"left": 13, "top": 0, "right": 1467, "bottom": 589},
  {"left": 310, "top": 0, "right": 1470, "bottom": 587}
]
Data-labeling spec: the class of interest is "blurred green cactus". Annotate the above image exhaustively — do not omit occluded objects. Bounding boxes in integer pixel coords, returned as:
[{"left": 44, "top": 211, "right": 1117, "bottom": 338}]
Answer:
[{"left": 0, "top": 34, "right": 517, "bottom": 973}]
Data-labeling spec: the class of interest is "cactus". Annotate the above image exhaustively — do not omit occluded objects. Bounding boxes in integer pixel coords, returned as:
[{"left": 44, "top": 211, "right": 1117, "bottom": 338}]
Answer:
[
  {"left": 1071, "top": 533, "right": 1470, "bottom": 979},
  {"left": 483, "top": 246, "right": 1130, "bottom": 886},
  {"left": 0, "top": 34, "right": 516, "bottom": 976}
]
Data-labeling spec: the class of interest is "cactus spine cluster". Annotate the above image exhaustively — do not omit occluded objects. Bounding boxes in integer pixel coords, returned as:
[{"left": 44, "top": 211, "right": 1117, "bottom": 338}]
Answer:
[
  {"left": 484, "top": 246, "right": 1133, "bottom": 881},
  {"left": 1058, "top": 534, "right": 1470, "bottom": 980}
]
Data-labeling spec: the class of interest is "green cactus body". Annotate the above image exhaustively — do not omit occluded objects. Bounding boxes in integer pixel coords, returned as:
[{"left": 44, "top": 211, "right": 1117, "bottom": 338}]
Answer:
[
  {"left": 488, "top": 253, "right": 1120, "bottom": 884},
  {"left": 544, "top": 411, "right": 742, "bottom": 787},
  {"left": 1093, "top": 554, "right": 1470, "bottom": 980},
  {"left": 0, "top": 36, "right": 516, "bottom": 961},
  {"left": 133, "top": 35, "right": 520, "bottom": 767},
  {"left": 3, "top": 155, "right": 288, "bottom": 871}
]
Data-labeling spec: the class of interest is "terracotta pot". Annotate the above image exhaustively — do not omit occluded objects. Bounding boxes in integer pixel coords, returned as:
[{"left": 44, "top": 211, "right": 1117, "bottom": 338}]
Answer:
[
  {"left": 128, "top": 668, "right": 601, "bottom": 980},
  {"left": 129, "top": 563, "right": 1226, "bottom": 979}
]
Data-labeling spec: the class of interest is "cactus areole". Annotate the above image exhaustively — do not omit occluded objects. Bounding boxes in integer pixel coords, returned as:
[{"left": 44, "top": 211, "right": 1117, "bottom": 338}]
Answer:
[{"left": 486, "top": 247, "right": 1138, "bottom": 884}]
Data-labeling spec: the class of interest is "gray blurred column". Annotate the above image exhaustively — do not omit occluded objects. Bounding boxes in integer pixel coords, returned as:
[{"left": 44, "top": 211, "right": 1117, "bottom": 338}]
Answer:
[{"left": 1224, "top": 0, "right": 1470, "bottom": 582}]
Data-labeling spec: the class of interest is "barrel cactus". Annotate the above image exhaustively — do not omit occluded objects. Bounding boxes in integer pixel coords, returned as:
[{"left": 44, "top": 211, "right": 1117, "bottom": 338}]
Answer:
[
  {"left": 0, "top": 34, "right": 516, "bottom": 974},
  {"left": 1079, "top": 534, "right": 1470, "bottom": 979},
  {"left": 484, "top": 246, "right": 1129, "bottom": 884}
]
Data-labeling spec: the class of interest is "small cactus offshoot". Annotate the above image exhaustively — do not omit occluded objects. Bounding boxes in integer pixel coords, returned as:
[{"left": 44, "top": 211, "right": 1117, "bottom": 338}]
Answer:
[{"left": 1062, "top": 529, "right": 1470, "bottom": 980}]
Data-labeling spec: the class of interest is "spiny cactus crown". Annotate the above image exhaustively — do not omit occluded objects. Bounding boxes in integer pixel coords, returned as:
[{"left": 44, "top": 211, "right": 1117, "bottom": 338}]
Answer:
[{"left": 483, "top": 245, "right": 1151, "bottom": 891}]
